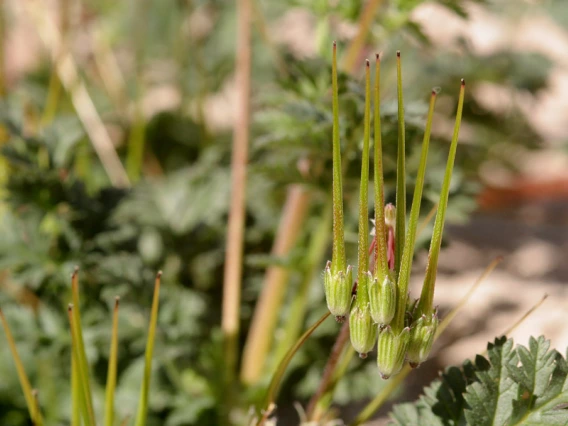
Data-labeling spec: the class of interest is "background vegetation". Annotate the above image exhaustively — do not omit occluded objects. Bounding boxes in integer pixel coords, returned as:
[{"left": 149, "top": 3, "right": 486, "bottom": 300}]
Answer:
[{"left": 0, "top": 0, "right": 565, "bottom": 425}]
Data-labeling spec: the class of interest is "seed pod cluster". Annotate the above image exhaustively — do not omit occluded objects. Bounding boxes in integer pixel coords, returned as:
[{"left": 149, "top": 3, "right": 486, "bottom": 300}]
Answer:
[{"left": 323, "top": 44, "right": 465, "bottom": 378}]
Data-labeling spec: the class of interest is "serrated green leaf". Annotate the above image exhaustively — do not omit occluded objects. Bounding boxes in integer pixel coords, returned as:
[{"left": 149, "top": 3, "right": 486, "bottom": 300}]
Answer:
[{"left": 389, "top": 336, "right": 568, "bottom": 426}]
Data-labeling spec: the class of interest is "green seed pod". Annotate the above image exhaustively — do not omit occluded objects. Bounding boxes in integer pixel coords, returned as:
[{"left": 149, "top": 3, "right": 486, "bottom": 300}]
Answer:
[
  {"left": 376, "top": 326, "right": 410, "bottom": 379},
  {"left": 368, "top": 275, "right": 396, "bottom": 325},
  {"left": 407, "top": 313, "right": 438, "bottom": 368},
  {"left": 324, "top": 261, "right": 353, "bottom": 322},
  {"left": 349, "top": 273, "right": 376, "bottom": 358}
]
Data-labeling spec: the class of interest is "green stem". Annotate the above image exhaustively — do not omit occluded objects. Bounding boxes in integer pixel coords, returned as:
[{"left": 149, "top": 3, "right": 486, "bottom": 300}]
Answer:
[
  {"left": 331, "top": 41, "right": 346, "bottom": 275},
  {"left": 350, "top": 364, "right": 411, "bottom": 426},
  {"left": 70, "top": 271, "right": 96, "bottom": 426},
  {"left": 311, "top": 346, "right": 356, "bottom": 421},
  {"left": 67, "top": 305, "right": 96, "bottom": 426},
  {"left": 0, "top": 309, "right": 44, "bottom": 424},
  {"left": 393, "top": 90, "right": 437, "bottom": 330},
  {"left": 355, "top": 59, "right": 372, "bottom": 305},
  {"left": 257, "top": 312, "right": 331, "bottom": 425},
  {"left": 273, "top": 204, "right": 332, "bottom": 367},
  {"left": 134, "top": 272, "right": 162, "bottom": 426},
  {"left": 417, "top": 80, "right": 465, "bottom": 316},
  {"left": 306, "top": 321, "right": 351, "bottom": 420},
  {"left": 394, "top": 51, "right": 406, "bottom": 276},
  {"left": 104, "top": 297, "right": 120, "bottom": 426},
  {"left": 71, "top": 350, "right": 80, "bottom": 426},
  {"left": 373, "top": 53, "right": 388, "bottom": 283}
]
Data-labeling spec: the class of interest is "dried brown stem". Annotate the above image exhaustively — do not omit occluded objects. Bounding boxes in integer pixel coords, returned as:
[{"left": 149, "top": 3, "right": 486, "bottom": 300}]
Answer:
[
  {"left": 222, "top": 0, "right": 252, "bottom": 419},
  {"left": 343, "top": 0, "right": 385, "bottom": 73},
  {"left": 240, "top": 185, "right": 311, "bottom": 384}
]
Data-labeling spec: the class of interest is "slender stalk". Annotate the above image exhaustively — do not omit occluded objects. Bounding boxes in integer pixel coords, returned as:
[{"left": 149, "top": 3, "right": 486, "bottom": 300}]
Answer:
[
  {"left": 104, "top": 297, "right": 120, "bottom": 426},
  {"left": 222, "top": 0, "right": 252, "bottom": 418},
  {"left": 70, "top": 270, "right": 96, "bottom": 425},
  {"left": 393, "top": 90, "right": 437, "bottom": 330},
  {"left": 350, "top": 364, "right": 411, "bottom": 426},
  {"left": 436, "top": 257, "right": 503, "bottom": 338},
  {"left": 310, "top": 346, "right": 356, "bottom": 422},
  {"left": 355, "top": 60, "right": 372, "bottom": 300},
  {"left": 241, "top": 187, "right": 311, "bottom": 384},
  {"left": 499, "top": 294, "right": 548, "bottom": 339},
  {"left": 394, "top": 51, "right": 406, "bottom": 276},
  {"left": 0, "top": 309, "right": 43, "bottom": 424},
  {"left": 417, "top": 80, "right": 466, "bottom": 316},
  {"left": 343, "top": 0, "right": 385, "bottom": 73},
  {"left": 67, "top": 305, "right": 95, "bottom": 426},
  {"left": 257, "top": 312, "right": 331, "bottom": 426},
  {"left": 373, "top": 53, "right": 388, "bottom": 282},
  {"left": 272, "top": 203, "right": 332, "bottom": 368},
  {"left": 306, "top": 320, "right": 350, "bottom": 420},
  {"left": 134, "top": 272, "right": 162, "bottom": 426},
  {"left": 71, "top": 349, "right": 80, "bottom": 426},
  {"left": 330, "top": 41, "right": 347, "bottom": 276},
  {"left": 31, "top": 389, "right": 42, "bottom": 426}
]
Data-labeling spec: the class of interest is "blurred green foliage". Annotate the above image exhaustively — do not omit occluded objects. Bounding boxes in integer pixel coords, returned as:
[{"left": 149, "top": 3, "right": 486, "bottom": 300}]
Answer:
[{"left": 0, "top": 0, "right": 554, "bottom": 424}]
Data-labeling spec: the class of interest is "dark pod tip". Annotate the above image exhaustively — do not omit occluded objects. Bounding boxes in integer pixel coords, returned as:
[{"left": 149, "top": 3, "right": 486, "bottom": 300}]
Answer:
[
  {"left": 432, "top": 86, "right": 441, "bottom": 96},
  {"left": 156, "top": 270, "right": 163, "bottom": 278},
  {"left": 396, "top": 50, "right": 401, "bottom": 57},
  {"left": 68, "top": 303, "right": 73, "bottom": 312},
  {"left": 461, "top": 78, "right": 465, "bottom": 86},
  {"left": 376, "top": 52, "right": 380, "bottom": 60},
  {"left": 409, "top": 362, "right": 420, "bottom": 369},
  {"left": 359, "top": 352, "right": 368, "bottom": 359},
  {"left": 114, "top": 296, "right": 120, "bottom": 306},
  {"left": 335, "top": 315, "right": 346, "bottom": 323},
  {"left": 366, "top": 59, "right": 370, "bottom": 67},
  {"left": 333, "top": 40, "right": 337, "bottom": 48}
]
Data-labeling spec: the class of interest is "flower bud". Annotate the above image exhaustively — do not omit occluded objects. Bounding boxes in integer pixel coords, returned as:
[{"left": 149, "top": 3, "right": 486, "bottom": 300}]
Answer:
[
  {"left": 349, "top": 273, "right": 376, "bottom": 357},
  {"left": 324, "top": 261, "right": 353, "bottom": 322},
  {"left": 368, "top": 275, "right": 396, "bottom": 325},
  {"left": 407, "top": 312, "right": 438, "bottom": 368},
  {"left": 376, "top": 326, "right": 410, "bottom": 379},
  {"left": 384, "top": 204, "right": 396, "bottom": 230}
]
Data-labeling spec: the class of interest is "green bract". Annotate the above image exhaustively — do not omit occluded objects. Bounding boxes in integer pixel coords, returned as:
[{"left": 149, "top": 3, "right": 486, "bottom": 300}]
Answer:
[
  {"left": 407, "top": 313, "right": 438, "bottom": 368},
  {"left": 376, "top": 326, "right": 410, "bottom": 380},
  {"left": 324, "top": 44, "right": 465, "bottom": 377},
  {"left": 368, "top": 275, "right": 396, "bottom": 325},
  {"left": 324, "top": 262, "right": 353, "bottom": 321}
]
